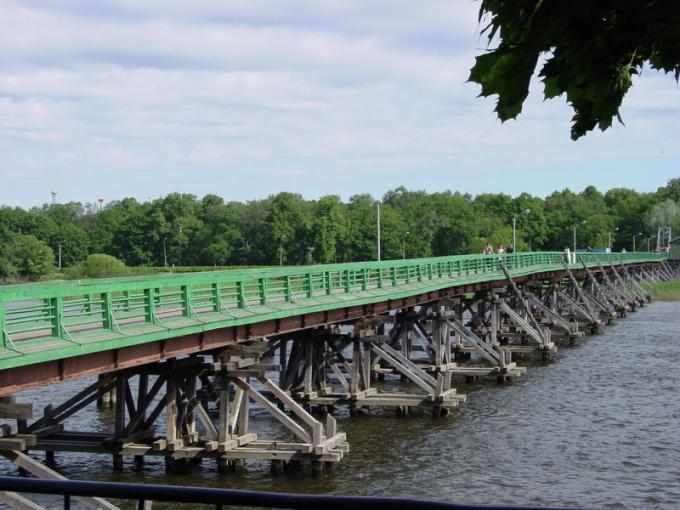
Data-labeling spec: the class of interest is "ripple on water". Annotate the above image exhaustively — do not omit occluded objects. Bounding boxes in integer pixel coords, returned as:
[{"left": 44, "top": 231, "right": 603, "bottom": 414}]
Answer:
[{"left": 3, "top": 302, "right": 680, "bottom": 510}]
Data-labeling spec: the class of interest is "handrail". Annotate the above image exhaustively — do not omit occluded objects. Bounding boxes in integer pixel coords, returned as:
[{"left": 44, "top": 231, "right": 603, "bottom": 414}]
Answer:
[
  {"left": 0, "top": 251, "right": 663, "bottom": 300},
  {"left": 0, "top": 251, "right": 664, "bottom": 372},
  {"left": 0, "top": 475, "right": 576, "bottom": 510}
]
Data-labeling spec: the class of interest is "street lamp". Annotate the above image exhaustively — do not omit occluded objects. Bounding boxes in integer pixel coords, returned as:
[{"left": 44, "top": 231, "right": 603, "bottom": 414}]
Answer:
[
  {"left": 573, "top": 220, "right": 586, "bottom": 253},
  {"left": 512, "top": 209, "right": 530, "bottom": 252},
  {"left": 279, "top": 235, "right": 286, "bottom": 266},
  {"left": 633, "top": 232, "right": 642, "bottom": 252},
  {"left": 163, "top": 237, "right": 168, "bottom": 267},
  {"left": 57, "top": 242, "right": 62, "bottom": 271},
  {"left": 376, "top": 202, "right": 381, "bottom": 261},
  {"left": 608, "top": 226, "right": 619, "bottom": 252},
  {"left": 177, "top": 226, "right": 183, "bottom": 266},
  {"left": 402, "top": 231, "right": 410, "bottom": 259},
  {"left": 646, "top": 236, "right": 653, "bottom": 252}
]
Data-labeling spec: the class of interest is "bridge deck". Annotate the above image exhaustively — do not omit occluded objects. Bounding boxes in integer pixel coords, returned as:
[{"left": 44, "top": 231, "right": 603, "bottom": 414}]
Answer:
[{"left": 0, "top": 252, "right": 664, "bottom": 377}]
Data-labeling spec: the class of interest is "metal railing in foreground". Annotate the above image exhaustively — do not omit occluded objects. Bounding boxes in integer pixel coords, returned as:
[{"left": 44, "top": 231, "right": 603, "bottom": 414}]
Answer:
[{"left": 0, "top": 476, "right": 581, "bottom": 510}]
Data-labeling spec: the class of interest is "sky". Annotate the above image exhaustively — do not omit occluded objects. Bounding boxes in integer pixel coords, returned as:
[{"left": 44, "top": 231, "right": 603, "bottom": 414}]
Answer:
[{"left": 0, "top": 0, "right": 678, "bottom": 209}]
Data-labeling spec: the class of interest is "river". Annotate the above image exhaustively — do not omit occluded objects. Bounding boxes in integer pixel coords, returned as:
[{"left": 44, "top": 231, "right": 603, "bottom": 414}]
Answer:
[{"left": 2, "top": 301, "right": 679, "bottom": 509}]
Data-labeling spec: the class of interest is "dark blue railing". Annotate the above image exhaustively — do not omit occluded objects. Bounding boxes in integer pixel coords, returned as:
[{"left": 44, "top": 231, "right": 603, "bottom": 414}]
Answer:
[{"left": 0, "top": 476, "right": 582, "bottom": 510}]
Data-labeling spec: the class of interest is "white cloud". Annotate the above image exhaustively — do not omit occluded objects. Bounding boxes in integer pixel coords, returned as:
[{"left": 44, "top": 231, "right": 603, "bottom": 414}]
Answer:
[{"left": 0, "top": 1, "right": 678, "bottom": 207}]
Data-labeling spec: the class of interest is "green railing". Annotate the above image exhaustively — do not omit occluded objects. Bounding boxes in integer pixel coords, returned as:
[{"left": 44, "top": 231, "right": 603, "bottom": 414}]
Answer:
[{"left": 0, "top": 251, "right": 664, "bottom": 372}]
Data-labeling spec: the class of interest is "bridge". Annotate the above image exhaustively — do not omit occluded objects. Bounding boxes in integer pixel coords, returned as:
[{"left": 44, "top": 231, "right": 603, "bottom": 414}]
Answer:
[{"left": 0, "top": 251, "right": 675, "bottom": 509}]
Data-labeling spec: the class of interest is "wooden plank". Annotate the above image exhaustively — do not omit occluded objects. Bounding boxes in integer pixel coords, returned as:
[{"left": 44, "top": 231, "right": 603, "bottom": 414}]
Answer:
[
  {"left": 0, "top": 450, "right": 119, "bottom": 510},
  {"left": 0, "top": 424, "right": 11, "bottom": 437},
  {"left": 314, "top": 432, "right": 347, "bottom": 455},
  {"left": 0, "top": 439, "right": 26, "bottom": 450},
  {"left": 28, "top": 376, "right": 113, "bottom": 432},
  {"left": 218, "top": 381, "right": 229, "bottom": 443},
  {"left": 0, "top": 401, "right": 33, "bottom": 420},
  {"left": 165, "top": 376, "right": 177, "bottom": 446},
  {"left": 371, "top": 346, "right": 434, "bottom": 395},
  {"left": 235, "top": 432, "right": 257, "bottom": 446},
  {"left": 248, "top": 440, "right": 313, "bottom": 453},
  {"left": 232, "top": 378, "right": 311, "bottom": 443},
  {"left": 257, "top": 376, "right": 322, "bottom": 432},
  {"left": 228, "top": 387, "right": 243, "bottom": 436},
  {"left": 192, "top": 401, "right": 218, "bottom": 440},
  {"left": 14, "top": 434, "right": 37, "bottom": 447},
  {"left": 0, "top": 491, "right": 46, "bottom": 510}
]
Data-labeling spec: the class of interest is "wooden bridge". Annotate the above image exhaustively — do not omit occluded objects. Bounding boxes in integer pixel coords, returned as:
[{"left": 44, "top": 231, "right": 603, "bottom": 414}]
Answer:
[{"left": 0, "top": 251, "right": 675, "bottom": 509}]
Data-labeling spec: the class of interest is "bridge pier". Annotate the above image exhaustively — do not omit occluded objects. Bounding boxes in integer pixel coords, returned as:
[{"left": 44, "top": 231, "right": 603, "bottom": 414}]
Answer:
[
  {"left": 0, "top": 256, "right": 671, "bottom": 480},
  {"left": 1, "top": 353, "right": 348, "bottom": 477}
]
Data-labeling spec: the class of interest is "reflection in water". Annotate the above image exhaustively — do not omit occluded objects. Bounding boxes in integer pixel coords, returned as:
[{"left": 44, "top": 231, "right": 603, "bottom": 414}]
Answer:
[{"left": 2, "top": 302, "right": 679, "bottom": 509}]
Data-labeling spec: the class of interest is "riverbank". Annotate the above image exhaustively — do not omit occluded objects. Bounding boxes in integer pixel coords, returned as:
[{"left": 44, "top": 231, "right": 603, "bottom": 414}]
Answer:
[{"left": 644, "top": 280, "right": 680, "bottom": 301}]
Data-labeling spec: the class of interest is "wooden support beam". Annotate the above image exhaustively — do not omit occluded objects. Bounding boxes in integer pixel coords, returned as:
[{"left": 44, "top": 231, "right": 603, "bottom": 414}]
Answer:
[
  {"left": 165, "top": 376, "right": 178, "bottom": 448},
  {"left": 370, "top": 345, "right": 434, "bottom": 395},
  {"left": 0, "top": 491, "right": 46, "bottom": 510},
  {"left": 192, "top": 401, "right": 218, "bottom": 441},
  {"left": 257, "top": 376, "right": 324, "bottom": 444},
  {"left": 232, "top": 378, "right": 311, "bottom": 443},
  {"left": 0, "top": 397, "right": 32, "bottom": 420},
  {"left": 0, "top": 450, "right": 119, "bottom": 510},
  {"left": 29, "top": 376, "right": 115, "bottom": 432}
]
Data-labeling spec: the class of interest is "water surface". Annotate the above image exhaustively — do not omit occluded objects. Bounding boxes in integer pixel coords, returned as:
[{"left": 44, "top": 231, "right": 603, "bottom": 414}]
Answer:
[{"left": 3, "top": 302, "right": 679, "bottom": 509}]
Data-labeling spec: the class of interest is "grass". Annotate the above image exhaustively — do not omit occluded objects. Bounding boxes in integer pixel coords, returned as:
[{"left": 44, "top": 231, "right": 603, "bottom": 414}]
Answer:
[{"left": 642, "top": 280, "right": 680, "bottom": 301}]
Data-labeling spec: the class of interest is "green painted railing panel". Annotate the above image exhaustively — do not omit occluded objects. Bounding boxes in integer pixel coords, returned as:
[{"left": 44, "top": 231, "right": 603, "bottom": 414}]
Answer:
[{"left": 0, "top": 251, "right": 665, "bottom": 372}]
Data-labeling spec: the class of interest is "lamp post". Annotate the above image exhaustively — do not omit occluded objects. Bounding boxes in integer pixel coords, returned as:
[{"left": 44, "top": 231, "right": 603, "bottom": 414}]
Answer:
[
  {"left": 279, "top": 235, "right": 286, "bottom": 266},
  {"left": 57, "top": 242, "right": 62, "bottom": 271},
  {"left": 633, "top": 232, "right": 642, "bottom": 252},
  {"left": 163, "top": 237, "right": 168, "bottom": 267},
  {"left": 376, "top": 202, "right": 381, "bottom": 262},
  {"left": 402, "top": 231, "right": 410, "bottom": 259},
  {"left": 177, "top": 226, "right": 183, "bottom": 266},
  {"left": 608, "top": 226, "right": 619, "bottom": 252},
  {"left": 512, "top": 209, "right": 530, "bottom": 252},
  {"left": 574, "top": 220, "right": 586, "bottom": 253}
]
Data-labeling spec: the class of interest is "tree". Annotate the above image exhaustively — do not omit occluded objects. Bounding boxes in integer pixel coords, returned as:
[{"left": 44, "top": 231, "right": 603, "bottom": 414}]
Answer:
[
  {"left": 2, "top": 234, "right": 55, "bottom": 279},
  {"left": 469, "top": 1, "right": 680, "bottom": 140},
  {"left": 194, "top": 196, "right": 242, "bottom": 265},
  {"left": 646, "top": 199, "right": 680, "bottom": 234},
  {"left": 657, "top": 178, "right": 680, "bottom": 203},
  {"left": 264, "top": 193, "right": 311, "bottom": 265},
  {"left": 429, "top": 192, "right": 477, "bottom": 256},
  {"left": 311, "top": 196, "right": 349, "bottom": 264},
  {"left": 47, "top": 223, "right": 90, "bottom": 267},
  {"left": 346, "top": 194, "right": 379, "bottom": 261}
]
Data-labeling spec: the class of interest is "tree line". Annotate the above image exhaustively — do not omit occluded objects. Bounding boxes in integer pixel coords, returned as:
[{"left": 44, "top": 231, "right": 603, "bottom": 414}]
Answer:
[{"left": 1, "top": 180, "right": 678, "bottom": 280}]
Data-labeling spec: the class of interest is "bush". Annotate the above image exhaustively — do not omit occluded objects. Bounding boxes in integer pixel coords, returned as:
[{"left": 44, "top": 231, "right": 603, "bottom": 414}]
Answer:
[
  {"left": 68, "top": 254, "right": 131, "bottom": 279},
  {"left": 1, "top": 234, "right": 55, "bottom": 280}
]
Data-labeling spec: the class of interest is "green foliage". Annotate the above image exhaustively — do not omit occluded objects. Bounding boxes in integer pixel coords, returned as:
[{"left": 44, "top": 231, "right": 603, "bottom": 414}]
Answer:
[
  {"left": 0, "top": 180, "right": 676, "bottom": 279},
  {"left": 646, "top": 198, "right": 680, "bottom": 234},
  {"left": 641, "top": 280, "right": 680, "bottom": 301},
  {"left": 311, "top": 196, "right": 349, "bottom": 263},
  {"left": 265, "top": 193, "right": 312, "bottom": 265},
  {"left": 1, "top": 234, "right": 55, "bottom": 279},
  {"left": 470, "top": 1, "right": 680, "bottom": 139},
  {"left": 68, "top": 254, "right": 131, "bottom": 279}
]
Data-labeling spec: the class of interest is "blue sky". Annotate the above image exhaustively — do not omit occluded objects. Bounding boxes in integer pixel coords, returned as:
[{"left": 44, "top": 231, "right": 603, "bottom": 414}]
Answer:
[{"left": 1, "top": 1, "right": 678, "bottom": 208}]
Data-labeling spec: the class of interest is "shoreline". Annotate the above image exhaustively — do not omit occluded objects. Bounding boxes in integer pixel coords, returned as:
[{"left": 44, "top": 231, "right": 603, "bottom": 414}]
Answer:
[{"left": 643, "top": 281, "right": 680, "bottom": 301}]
